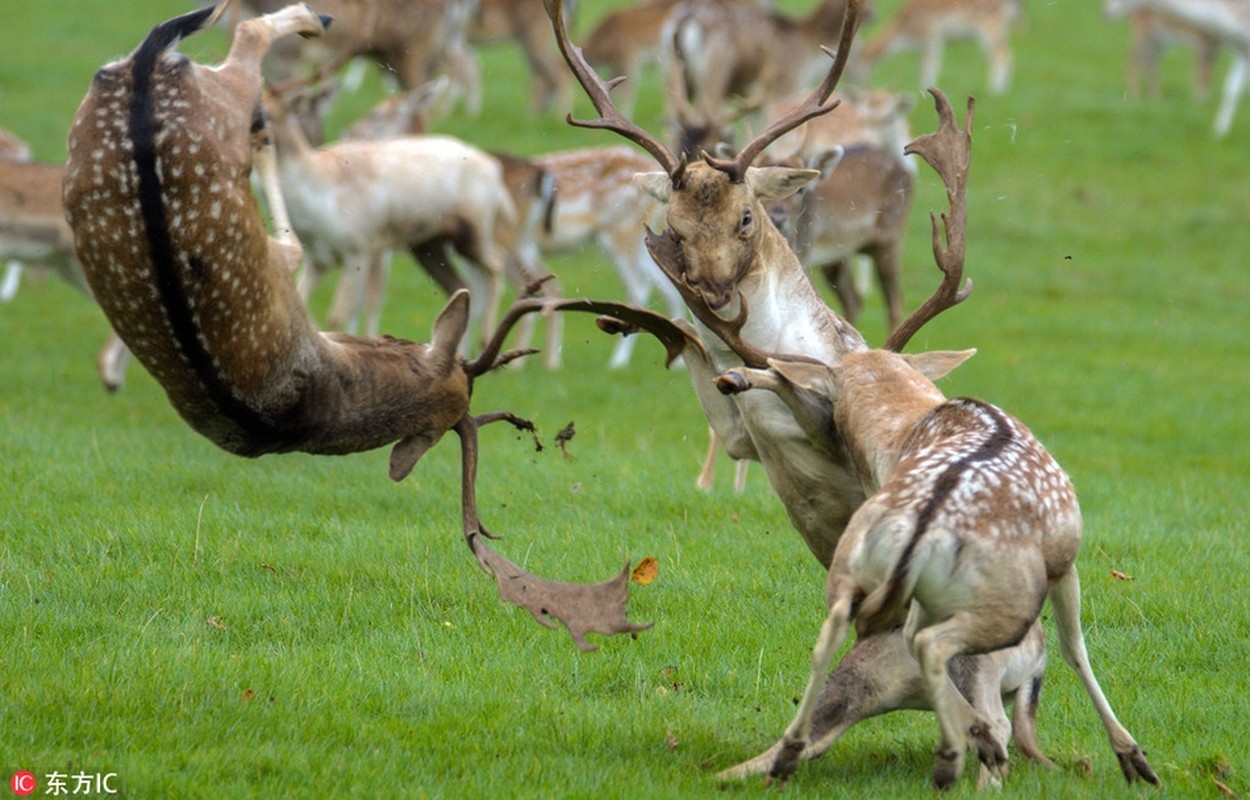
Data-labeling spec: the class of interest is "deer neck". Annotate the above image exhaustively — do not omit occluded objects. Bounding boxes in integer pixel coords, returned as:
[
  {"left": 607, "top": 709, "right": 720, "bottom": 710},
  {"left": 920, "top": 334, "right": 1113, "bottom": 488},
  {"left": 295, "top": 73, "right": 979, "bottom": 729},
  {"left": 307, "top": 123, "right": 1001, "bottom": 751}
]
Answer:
[
  {"left": 833, "top": 370, "right": 948, "bottom": 494},
  {"left": 733, "top": 229, "right": 866, "bottom": 361}
]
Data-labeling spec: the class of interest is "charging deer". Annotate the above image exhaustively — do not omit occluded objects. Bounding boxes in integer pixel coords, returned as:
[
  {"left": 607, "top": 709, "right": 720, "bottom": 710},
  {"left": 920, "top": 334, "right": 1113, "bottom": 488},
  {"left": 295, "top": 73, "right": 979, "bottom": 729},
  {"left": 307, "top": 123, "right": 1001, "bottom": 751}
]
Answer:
[
  {"left": 63, "top": 1, "right": 679, "bottom": 651},
  {"left": 1103, "top": 0, "right": 1250, "bottom": 136},
  {"left": 1106, "top": 4, "right": 1221, "bottom": 100},
  {"left": 662, "top": 0, "right": 863, "bottom": 157},
  {"left": 853, "top": 0, "right": 1022, "bottom": 95},
  {"left": 714, "top": 348, "right": 1160, "bottom": 789}
]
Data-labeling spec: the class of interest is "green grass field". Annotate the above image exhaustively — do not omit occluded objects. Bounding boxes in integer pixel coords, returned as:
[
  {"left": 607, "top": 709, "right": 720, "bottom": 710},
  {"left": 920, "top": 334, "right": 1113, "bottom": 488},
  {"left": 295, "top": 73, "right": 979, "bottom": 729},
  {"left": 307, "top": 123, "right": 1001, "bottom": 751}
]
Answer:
[{"left": 2, "top": 0, "right": 1247, "bottom": 797}]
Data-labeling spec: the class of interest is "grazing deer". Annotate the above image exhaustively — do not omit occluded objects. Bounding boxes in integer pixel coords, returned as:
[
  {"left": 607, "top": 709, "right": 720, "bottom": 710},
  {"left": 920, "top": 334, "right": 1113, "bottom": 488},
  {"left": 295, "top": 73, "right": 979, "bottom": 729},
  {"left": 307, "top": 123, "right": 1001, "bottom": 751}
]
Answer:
[
  {"left": 1107, "top": 5, "right": 1221, "bottom": 100},
  {"left": 469, "top": 0, "right": 575, "bottom": 113},
  {"left": 583, "top": 0, "right": 684, "bottom": 118},
  {"left": 714, "top": 348, "right": 1160, "bottom": 789},
  {"left": 662, "top": 0, "right": 863, "bottom": 157},
  {"left": 1104, "top": 0, "right": 1250, "bottom": 136},
  {"left": 853, "top": 0, "right": 1022, "bottom": 95},
  {"left": 274, "top": 82, "right": 564, "bottom": 367},
  {"left": 63, "top": 1, "right": 678, "bottom": 650}
]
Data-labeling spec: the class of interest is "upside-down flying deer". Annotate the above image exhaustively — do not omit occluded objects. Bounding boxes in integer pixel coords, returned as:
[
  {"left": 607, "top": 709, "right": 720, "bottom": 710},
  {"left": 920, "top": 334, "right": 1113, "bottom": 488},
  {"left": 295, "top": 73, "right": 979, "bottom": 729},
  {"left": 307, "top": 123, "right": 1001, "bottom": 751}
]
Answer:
[
  {"left": 62, "top": 1, "right": 700, "bottom": 651},
  {"left": 544, "top": 0, "right": 1089, "bottom": 776},
  {"left": 715, "top": 346, "right": 1159, "bottom": 788}
]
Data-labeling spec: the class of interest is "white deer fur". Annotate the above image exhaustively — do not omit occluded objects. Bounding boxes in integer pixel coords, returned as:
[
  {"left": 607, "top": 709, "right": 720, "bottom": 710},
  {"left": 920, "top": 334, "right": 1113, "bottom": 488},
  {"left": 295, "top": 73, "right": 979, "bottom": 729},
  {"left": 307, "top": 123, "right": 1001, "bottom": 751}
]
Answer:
[
  {"left": 267, "top": 97, "right": 516, "bottom": 349},
  {"left": 716, "top": 350, "right": 1158, "bottom": 788},
  {"left": 1105, "top": 0, "right": 1250, "bottom": 136}
]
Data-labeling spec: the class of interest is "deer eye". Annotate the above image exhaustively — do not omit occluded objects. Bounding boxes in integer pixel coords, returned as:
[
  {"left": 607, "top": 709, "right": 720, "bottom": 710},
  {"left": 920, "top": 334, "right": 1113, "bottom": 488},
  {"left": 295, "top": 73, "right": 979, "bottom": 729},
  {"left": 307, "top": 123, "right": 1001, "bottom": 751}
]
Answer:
[{"left": 738, "top": 208, "right": 754, "bottom": 237}]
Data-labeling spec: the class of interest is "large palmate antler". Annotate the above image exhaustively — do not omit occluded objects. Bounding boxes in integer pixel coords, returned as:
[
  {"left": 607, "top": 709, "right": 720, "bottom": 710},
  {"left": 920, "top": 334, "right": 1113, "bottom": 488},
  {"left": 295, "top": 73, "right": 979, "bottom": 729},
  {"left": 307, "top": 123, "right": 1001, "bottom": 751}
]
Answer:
[
  {"left": 884, "top": 88, "right": 975, "bottom": 352},
  {"left": 703, "top": 0, "right": 862, "bottom": 184},
  {"left": 451, "top": 297, "right": 701, "bottom": 650},
  {"left": 542, "top": 0, "right": 687, "bottom": 185}
]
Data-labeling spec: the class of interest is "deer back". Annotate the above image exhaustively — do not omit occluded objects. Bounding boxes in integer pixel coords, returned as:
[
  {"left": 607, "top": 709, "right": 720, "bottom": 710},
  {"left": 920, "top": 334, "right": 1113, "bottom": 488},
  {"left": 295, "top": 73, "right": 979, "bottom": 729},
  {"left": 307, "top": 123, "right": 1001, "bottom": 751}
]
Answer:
[{"left": 62, "top": 4, "right": 471, "bottom": 467}]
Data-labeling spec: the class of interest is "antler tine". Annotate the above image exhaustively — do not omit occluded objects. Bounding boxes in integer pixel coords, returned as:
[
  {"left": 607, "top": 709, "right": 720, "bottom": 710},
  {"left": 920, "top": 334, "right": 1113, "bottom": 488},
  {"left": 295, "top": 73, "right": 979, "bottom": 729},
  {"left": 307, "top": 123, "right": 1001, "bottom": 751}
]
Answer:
[
  {"left": 542, "top": 0, "right": 686, "bottom": 184},
  {"left": 705, "top": 0, "right": 861, "bottom": 182},
  {"left": 885, "top": 89, "right": 975, "bottom": 352}
]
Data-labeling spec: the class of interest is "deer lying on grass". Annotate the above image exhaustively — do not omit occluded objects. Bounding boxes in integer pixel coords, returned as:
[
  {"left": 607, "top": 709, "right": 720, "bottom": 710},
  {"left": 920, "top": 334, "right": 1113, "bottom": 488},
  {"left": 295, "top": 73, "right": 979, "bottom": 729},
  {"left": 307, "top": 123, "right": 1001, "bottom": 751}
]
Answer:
[
  {"left": 853, "top": 0, "right": 1022, "bottom": 95},
  {"left": 715, "top": 348, "right": 1160, "bottom": 789},
  {"left": 1103, "top": 0, "right": 1250, "bottom": 136},
  {"left": 1105, "top": 4, "right": 1221, "bottom": 100},
  {"left": 63, "top": 0, "right": 683, "bottom": 651}
]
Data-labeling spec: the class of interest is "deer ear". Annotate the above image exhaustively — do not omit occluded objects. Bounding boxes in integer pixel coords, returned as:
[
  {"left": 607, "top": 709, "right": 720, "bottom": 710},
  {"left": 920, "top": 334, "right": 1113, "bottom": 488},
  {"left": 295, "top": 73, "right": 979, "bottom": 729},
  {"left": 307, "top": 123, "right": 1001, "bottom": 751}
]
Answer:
[
  {"left": 902, "top": 349, "right": 976, "bottom": 381},
  {"left": 767, "top": 357, "right": 834, "bottom": 393},
  {"left": 634, "top": 171, "right": 672, "bottom": 203},
  {"left": 748, "top": 166, "right": 821, "bottom": 200},
  {"left": 388, "top": 430, "right": 443, "bottom": 481},
  {"left": 428, "top": 289, "right": 470, "bottom": 378},
  {"left": 805, "top": 146, "right": 844, "bottom": 181}
]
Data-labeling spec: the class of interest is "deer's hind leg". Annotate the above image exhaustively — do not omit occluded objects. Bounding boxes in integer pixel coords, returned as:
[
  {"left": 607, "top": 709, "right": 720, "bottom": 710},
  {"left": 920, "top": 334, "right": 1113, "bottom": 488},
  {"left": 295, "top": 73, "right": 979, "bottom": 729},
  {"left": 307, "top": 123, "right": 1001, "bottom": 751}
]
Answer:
[{"left": 1048, "top": 567, "right": 1159, "bottom": 785}]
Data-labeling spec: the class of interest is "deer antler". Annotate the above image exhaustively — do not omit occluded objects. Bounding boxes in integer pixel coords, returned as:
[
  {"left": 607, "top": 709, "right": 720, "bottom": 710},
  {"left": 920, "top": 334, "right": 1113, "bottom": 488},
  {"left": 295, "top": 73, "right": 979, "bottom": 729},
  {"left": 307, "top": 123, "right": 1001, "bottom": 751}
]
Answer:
[
  {"left": 885, "top": 89, "right": 975, "bottom": 352},
  {"left": 454, "top": 413, "right": 652, "bottom": 652},
  {"left": 542, "top": 0, "right": 687, "bottom": 186},
  {"left": 703, "top": 0, "right": 862, "bottom": 183}
]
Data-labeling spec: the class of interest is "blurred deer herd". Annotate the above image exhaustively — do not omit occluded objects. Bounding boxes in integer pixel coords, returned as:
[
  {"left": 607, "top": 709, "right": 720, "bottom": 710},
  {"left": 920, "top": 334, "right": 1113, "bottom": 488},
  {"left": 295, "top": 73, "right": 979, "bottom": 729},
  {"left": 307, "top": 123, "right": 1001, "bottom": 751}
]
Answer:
[{"left": 3, "top": 0, "right": 1193, "bottom": 789}]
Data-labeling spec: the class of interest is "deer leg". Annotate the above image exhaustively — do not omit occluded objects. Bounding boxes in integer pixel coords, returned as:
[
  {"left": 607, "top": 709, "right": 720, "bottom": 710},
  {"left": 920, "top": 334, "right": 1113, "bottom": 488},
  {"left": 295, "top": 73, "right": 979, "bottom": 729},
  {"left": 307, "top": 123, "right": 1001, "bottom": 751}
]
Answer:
[
  {"left": 768, "top": 593, "right": 855, "bottom": 787},
  {"left": 1048, "top": 567, "right": 1159, "bottom": 785},
  {"left": 822, "top": 259, "right": 862, "bottom": 325},
  {"left": 1, "top": 260, "right": 20, "bottom": 301},
  {"left": 869, "top": 242, "right": 905, "bottom": 334},
  {"left": 97, "top": 332, "right": 132, "bottom": 393},
  {"left": 919, "top": 38, "right": 945, "bottom": 91},
  {"left": 1213, "top": 51, "right": 1248, "bottom": 137},
  {"left": 326, "top": 254, "right": 372, "bottom": 334},
  {"left": 986, "top": 33, "right": 1012, "bottom": 95},
  {"left": 363, "top": 254, "right": 392, "bottom": 338},
  {"left": 912, "top": 612, "right": 1009, "bottom": 790}
]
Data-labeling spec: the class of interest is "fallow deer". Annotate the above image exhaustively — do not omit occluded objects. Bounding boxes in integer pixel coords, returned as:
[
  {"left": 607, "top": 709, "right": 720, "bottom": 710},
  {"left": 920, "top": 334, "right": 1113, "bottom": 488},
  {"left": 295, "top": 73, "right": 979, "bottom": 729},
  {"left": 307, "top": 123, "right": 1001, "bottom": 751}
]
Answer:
[
  {"left": 714, "top": 348, "right": 1160, "bottom": 789},
  {"left": 1107, "top": 5, "right": 1222, "bottom": 100},
  {"left": 853, "top": 0, "right": 1023, "bottom": 95},
  {"left": 1103, "top": 0, "right": 1250, "bottom": 136},
  {"left": 263, "top": 87, "right": 516, "bottom": 350},
  {"left": 63, "top": 1, "right": 682, "bottom": 651},
  {"left": 272, "top": 82, "right": 564, "bottom": 367},
  {"left": 0, "top": 156, "right": 131, "bottom": 389},
  {"left": 547, "top": 0, "right": 1074, "bottom": 764},
  {"left": 231, "top": 0, "right": 481, "bottom": 114},
  {"left": 582, "top": 0, "right": 684, "bottom": 118},
  {"left": 469, "top": 0, "right": 575, "bottom": 113},
  {"left": 661, "top": 0, "right": 863, "bottom": 157}
]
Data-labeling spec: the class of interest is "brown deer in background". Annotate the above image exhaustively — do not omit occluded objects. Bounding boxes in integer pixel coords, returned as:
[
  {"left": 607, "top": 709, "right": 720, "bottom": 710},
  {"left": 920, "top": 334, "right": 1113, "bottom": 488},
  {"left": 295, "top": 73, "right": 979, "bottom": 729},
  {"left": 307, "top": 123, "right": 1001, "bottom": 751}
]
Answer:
[{"left": 63, "top": 1, "right": 679, "bottom": 651}]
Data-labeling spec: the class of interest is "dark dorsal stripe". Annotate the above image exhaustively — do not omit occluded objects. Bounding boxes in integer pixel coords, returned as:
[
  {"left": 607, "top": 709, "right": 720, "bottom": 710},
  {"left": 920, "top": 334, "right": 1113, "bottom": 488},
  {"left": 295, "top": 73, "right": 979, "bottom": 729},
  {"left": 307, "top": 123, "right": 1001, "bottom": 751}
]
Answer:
[
  {"left": 870, "top": 398, "right": 1015, "bottom": 624},
  {"left": 128, "top": 7, "right": 279, "bottom": 442}
]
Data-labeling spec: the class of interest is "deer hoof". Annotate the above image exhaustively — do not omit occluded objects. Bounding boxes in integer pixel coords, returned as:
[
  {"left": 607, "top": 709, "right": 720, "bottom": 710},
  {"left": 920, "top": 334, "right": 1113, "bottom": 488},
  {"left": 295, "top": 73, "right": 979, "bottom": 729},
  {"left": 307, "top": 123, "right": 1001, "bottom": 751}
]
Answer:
[
  {"left": 1117, "top": 746, "right": 1161, "bottom": 786},
  {"left": 932, "top": 749, "right": 963, "bottom": 791}
]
